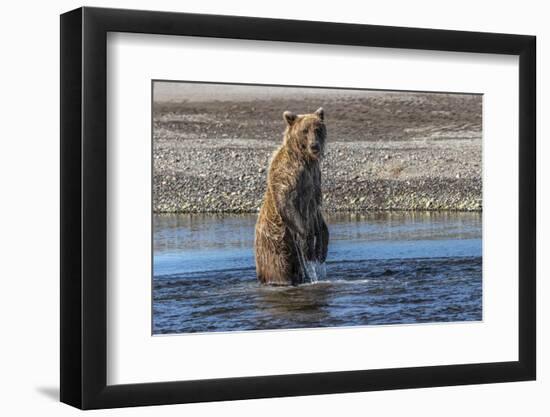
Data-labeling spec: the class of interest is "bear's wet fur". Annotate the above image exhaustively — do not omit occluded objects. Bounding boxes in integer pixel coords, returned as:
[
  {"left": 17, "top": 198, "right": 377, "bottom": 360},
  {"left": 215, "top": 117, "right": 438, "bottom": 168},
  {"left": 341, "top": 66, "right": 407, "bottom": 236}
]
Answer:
[{"left": 255, "top": 107, "right": 329, "bottom": 285}]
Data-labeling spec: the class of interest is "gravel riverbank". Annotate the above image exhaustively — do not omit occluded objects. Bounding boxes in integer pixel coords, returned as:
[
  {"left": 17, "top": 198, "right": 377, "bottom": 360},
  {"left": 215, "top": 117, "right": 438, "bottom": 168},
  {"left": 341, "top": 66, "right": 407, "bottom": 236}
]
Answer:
[{"left": 153, "top": 87, "right": 482, "bottom": 213}]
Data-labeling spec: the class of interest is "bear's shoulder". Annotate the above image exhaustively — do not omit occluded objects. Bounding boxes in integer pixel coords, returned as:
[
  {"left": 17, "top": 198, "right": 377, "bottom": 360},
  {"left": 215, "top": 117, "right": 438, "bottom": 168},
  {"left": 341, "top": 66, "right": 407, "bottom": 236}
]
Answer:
[{"left": 271, "top": 145, "right": 303, "bottom": 170}]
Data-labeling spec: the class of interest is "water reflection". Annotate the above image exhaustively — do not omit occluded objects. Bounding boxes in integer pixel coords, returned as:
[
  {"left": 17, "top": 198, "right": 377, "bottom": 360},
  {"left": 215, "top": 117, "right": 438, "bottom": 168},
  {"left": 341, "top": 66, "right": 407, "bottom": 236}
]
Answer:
[
  {"left": 254, "top": 284, "right": 332, "bottom": 324},
  {"left": 154, "top": 211, "right": 481, "bottom": 252}
]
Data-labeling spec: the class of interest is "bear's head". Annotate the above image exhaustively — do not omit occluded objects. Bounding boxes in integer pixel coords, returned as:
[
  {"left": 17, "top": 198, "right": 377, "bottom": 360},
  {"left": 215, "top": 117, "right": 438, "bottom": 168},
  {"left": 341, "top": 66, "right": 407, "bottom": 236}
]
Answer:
[{"left": 283, "top": 107, "right": 326, "bottom": 161}]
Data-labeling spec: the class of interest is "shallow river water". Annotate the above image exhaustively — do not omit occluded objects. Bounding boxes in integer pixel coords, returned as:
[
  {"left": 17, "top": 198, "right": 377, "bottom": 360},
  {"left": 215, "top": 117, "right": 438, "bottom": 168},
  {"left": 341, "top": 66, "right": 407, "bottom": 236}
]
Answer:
[{"left": 153, "top": 212, "right": 482, "bottom": 334}]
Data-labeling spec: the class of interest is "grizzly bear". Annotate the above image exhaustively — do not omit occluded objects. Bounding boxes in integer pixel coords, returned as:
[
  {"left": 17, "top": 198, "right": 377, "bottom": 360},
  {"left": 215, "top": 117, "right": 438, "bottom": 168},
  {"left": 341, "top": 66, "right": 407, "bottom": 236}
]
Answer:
[{"left": 254, "top": 107, "right": 329, "bottom": 285}]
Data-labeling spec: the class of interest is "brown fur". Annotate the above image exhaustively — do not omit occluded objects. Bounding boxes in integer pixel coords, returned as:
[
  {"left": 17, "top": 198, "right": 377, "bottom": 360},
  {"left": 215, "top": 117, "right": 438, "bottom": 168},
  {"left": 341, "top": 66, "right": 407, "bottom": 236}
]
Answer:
[{"left": 255, "top": 108, "right": 329, "bottom": 285}]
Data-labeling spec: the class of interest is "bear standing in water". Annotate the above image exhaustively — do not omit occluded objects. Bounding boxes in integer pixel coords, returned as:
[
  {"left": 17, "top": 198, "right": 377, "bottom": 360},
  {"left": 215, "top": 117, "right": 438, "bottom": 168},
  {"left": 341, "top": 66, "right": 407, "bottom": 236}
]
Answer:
[{"left": 255, "top": 107, "right": 329, "bottom": 285}]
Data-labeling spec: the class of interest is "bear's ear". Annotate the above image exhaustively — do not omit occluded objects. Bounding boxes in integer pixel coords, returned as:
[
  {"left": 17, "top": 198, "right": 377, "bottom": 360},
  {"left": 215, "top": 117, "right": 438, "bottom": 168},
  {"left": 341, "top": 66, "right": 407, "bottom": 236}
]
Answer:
[
  {"left": 283, "top": 111, "right": 297, "bottom": 126},
  {"left": 315, "top": 107, "right": 324, "bottom": 121}
]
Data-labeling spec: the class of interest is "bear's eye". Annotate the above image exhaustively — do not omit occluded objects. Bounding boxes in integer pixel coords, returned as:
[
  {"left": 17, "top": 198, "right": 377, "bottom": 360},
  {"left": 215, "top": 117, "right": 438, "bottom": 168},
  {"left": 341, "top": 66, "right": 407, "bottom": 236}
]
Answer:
[{"left": 302, "top": 128, "right": 309, "bottom": 135}]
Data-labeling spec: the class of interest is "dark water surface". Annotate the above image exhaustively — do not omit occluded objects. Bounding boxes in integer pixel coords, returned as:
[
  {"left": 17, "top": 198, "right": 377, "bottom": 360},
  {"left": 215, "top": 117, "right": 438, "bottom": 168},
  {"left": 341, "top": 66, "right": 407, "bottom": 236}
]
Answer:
[{"left": 153, "top": 212, "right": 482, "bottom": 334}]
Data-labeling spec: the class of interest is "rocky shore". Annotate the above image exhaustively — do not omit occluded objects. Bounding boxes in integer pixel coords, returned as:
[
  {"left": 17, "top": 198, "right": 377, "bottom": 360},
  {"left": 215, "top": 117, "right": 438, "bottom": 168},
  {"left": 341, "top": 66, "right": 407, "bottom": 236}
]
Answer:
[{"left": 153, "top": 89, "right": 482, "bottom": 213}]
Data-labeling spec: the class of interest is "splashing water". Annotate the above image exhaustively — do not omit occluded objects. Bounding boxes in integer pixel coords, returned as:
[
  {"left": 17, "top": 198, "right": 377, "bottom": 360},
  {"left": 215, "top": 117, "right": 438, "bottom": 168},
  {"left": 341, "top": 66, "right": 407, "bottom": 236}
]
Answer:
[
  {"left": 303, "top": 261, "right": 326, "bottom": 283},
  {"left": 293, "top": 237, "right": 325, "bottom": 283},
  {"left": 293, "top": 225, "right": 327, "bottom": 284}
]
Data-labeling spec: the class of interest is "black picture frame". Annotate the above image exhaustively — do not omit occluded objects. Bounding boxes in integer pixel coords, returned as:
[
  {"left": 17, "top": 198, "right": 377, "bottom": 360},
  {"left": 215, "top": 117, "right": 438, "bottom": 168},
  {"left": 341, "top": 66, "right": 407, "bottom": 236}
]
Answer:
[{"left": 60, "top": 6, "right": 536, "bottom": 410}]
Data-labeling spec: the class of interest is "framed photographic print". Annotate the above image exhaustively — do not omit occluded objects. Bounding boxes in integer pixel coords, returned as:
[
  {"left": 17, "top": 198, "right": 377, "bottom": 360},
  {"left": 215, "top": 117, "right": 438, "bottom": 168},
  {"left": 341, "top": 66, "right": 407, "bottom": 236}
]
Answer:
[{"left": 60, "top": 6, "right": 536, "bottom": 410}]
